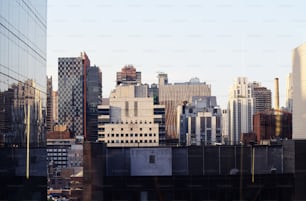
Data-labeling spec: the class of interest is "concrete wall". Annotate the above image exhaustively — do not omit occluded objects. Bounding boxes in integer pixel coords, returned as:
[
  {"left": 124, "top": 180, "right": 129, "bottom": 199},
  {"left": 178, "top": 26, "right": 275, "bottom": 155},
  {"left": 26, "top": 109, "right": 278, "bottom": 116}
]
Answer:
[{"left": 130, "top": 148, "right": 172, "bottom": 176}]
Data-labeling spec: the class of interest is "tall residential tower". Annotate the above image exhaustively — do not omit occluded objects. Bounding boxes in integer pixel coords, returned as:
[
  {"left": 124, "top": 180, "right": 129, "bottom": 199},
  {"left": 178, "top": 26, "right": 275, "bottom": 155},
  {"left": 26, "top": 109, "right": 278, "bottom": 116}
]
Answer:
[
  {"left": 292, "top": 42, "right": 306, "bottom": 139},
  {"left": 227, "top": 77, "right": 254, "bottom": 144}
]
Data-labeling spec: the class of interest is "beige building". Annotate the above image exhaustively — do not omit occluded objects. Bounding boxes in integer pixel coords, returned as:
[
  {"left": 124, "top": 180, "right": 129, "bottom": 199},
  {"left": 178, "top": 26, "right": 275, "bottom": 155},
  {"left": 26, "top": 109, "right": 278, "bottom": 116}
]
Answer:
[
  {"left": 97, "top": 85, "right": 165, "bottom": 147},
  {"left": 158, "top": 75, "right": 211, "bottom": 139},
  {"left": 227, "top": 77, "right": 254, "bottom": 144},
  {"left": 292, "top": 42, "right": 306, "bottom": 139}
]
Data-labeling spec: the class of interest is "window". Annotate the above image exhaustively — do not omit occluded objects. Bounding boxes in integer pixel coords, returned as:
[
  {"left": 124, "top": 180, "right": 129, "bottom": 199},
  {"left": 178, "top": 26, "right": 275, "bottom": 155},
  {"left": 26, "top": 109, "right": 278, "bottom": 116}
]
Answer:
[
  {"left": 149, "top": 128, "right": 152, "bottom": 131},
  {"left": 121, "top": 134, "right": 124, "bottom": 137},
  {"left": 140, "top": 128, "right": 142, "bottom": 131},
  {"left": 144, "top": 133, "right": 147, "bottom": 137},
  {"left": 140, "top": 134, "right": 143, "bottom": 137},
  {"left": 121, "top": 128, "right": 124, "bottom": 131},
  {"left": 149, "top": 155, "right": 155, "bottom": 164},
  {"left": 125, "top": 134, "right": 129, "bottom": 137},
  {"left": 116, "top": 134, "right": 119, "bottom": 137},
  {"left": 135, "top": 133, "right": 138, "bottom": 137}
]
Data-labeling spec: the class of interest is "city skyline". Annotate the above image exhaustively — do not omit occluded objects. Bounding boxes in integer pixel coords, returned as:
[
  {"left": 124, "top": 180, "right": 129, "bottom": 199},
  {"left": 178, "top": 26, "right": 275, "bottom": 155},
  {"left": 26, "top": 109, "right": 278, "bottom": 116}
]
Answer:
[{"left": 47, "top": 0, "right": 306, "bottom": 108}]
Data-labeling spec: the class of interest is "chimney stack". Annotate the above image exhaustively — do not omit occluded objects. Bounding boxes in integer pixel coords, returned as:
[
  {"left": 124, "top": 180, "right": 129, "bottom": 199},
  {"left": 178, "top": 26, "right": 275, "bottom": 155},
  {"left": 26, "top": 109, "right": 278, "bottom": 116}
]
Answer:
[{"left": 274, "top": 78, "right": 279, "bottom": 110}]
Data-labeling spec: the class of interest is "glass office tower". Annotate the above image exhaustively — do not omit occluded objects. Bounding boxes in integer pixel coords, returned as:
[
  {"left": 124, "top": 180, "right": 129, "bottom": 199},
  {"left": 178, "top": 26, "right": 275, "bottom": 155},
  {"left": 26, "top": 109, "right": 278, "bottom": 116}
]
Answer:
[{"left": 0, "top": 0, "right": 47, "bottom": 200}]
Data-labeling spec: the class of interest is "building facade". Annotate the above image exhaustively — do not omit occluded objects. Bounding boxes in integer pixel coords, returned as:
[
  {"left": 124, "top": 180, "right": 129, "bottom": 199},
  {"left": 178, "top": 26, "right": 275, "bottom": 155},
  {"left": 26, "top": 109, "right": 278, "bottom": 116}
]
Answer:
[
  {"left": 177, "top": 96, "right": 222, "bottom": 145},
  {"left": 116, "top": 65, "right": 141, "bottom": 86},
  {"left": 286, "top": 73, "right": 293, "bottom": 113},
  {"left": 0, "top": 0, "right": 47, "bottom": 200},
  {"left": 97, "top": 85, "right": 165, "bottom": 147},
  {"left": 158, "top": 74, "right": 211, "bottom": 139},
  {"left": 58, "top": 53, "right": 90, "bottom": 137},
  {"left": 292, "top": 43, "right": 306, "bottom": 139},
  {"left": 53, "top": 91, "right": 58, "bottom": 123},
  {"left": 47, "top": 76, "right": 54, "bottom": 131},
  {"left": 252, "top": 82, "right": 272, "bottom": 113},
  {"left": 86, "top": 66, "right": 102, "bottom": 141},
  {"left": 228, "top": 77, "right": 254, "bottom": 144},
  {"left": 253, "top": 110, "right": 292, "bottom": 144}
]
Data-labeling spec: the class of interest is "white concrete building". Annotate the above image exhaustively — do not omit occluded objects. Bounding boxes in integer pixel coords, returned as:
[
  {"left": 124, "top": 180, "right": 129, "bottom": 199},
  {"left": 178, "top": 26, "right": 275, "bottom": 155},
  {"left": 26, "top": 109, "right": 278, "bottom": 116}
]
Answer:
[
  {"left": 227, "top": 77, "right": 254, "bottom": 144},
  {"left": 292, "top": 43, "right": 306, "bottom": 139},
  {"left": 177, "top": 96, "right": 222, "bottom": 146},
  {"left": 97, "top": 85, "right": 165, "bottom": 147}
]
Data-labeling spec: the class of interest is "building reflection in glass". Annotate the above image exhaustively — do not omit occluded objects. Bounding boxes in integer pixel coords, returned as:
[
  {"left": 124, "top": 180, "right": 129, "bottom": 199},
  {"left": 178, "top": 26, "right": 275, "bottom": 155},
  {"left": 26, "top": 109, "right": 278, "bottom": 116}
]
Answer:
[{"left": 0, "top": 79, "right": 45, "bottom": 147}]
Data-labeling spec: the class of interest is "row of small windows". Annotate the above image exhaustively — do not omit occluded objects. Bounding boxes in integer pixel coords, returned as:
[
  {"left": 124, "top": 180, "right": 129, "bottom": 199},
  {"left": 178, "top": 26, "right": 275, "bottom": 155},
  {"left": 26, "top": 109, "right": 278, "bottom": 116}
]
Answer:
[
  {"left": 99, "top": 133, "right": 157, "bottom": 138},
  {"left": 106, "top": 139, "right": 157, "bottom": 144},
  {"left": 48, "top": 157, "right": 67, "bottom": 161},
  {"left": 109, "top": 127, "right": 152, "bottom": 131},
  {"left": 103, "top": 121, "right": 153, "bottom": 124},
  {"left": 48, "top": 153, "right": 67, "bottom": 156},
  {"left": 47, "top": 149, "right": 67, "bottom": 152}
]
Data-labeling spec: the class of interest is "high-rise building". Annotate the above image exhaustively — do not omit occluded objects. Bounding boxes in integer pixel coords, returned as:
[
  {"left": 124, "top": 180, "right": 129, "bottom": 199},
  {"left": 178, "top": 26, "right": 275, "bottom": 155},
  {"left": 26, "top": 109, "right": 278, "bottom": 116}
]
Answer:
[
  {"left": 221, "top": 109, "right": 229, "bottom": 144},
  {"left": 286, "top": 73, "right": 293, "bottom": 113},
  {"left": 86, "top": 65, "right": 102, "bottom": 141},
  {"left": 177, "top": 96, "right": 222, "bottom": 145},
  {"left": 53, "top": 91, "right": 58, "bottom": 123},
  {"left": 227, "top": 77, "right": 254, "bottom": 144},
  {"left": 0, "top": 0, "right": 47, "bottom": 200},
  {"left": 292, "top": 42, "right": 306, "bottom": 139},
  {"left": 58, "top": 52, "right": 90, "bottom": 137},
  {"left": 158, "top": 74, "right": 211, "bottom": 139},
  {"left": 252, "top": 82, "right": 272, "bottom": 113},
  {"left": 47, "top": 76, "right": 54, "bottom": 131},
  {"left": 97, "top": 84, "right": 165, "bottom": 147},
  {"left": 116, "top": 65, "right": 141, "bottom": 86}
]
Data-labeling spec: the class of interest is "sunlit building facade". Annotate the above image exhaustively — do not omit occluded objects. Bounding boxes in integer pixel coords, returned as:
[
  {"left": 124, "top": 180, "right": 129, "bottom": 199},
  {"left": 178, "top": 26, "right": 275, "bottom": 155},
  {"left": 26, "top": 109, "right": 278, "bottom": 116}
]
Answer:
[
  {"left": 292, "top": 42, "right": 306, "bottom": 139},
  {"left": 97, "top": 85, "right": 165, "bottom": 147},
  {"left": 158, "top": 75, "right": 211, "bottom": 139},
  {"left": 227, "top": 77, "right": 254, "bottom": 145}
]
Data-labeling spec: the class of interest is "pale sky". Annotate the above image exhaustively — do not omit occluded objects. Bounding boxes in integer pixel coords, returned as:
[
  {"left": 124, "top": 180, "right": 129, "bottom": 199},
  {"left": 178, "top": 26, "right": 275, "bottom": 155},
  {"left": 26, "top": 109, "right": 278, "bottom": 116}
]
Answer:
[{"left": 47, "top": 0, "right": 306, "bottom": 108}]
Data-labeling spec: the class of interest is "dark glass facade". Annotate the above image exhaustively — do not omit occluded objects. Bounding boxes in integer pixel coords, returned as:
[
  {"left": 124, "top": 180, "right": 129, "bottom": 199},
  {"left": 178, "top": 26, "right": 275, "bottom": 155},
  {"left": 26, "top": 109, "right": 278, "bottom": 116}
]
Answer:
[
  {"left": 0, "top": 1, "right": 47, "bottom": 200},
  {"left": 86, "top": 66, "right": 102, "bottom": 141}
]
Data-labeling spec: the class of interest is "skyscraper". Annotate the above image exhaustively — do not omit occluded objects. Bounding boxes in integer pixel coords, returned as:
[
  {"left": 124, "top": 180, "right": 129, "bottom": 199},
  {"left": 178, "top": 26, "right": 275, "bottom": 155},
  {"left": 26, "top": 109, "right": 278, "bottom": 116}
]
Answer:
[
  {"left": 252, "top": 82, "right": 272, "bottom": 113},
  {"left": 292, "top": 42, "right": 306, "bottom": 139},
  {"left": 58, "top": 52, "right": 90, "bottom": 137},
  {"left": 227, "top": 77, "right": 254, "bottom": 144},
  {"left": 47, "top": 76, "right": 54, "bottom": 131},
  {"left": 158, "top": 75, "right": 211, "bottom": 139},
  {"left": 0, "top": 0, "right": 47, "bottom": 200},
  {"left": 86, "top": 65, "right": 102, "bottom": 141},
  {"left": 286, "top": 73, "right": 293, "bottom": 113}
]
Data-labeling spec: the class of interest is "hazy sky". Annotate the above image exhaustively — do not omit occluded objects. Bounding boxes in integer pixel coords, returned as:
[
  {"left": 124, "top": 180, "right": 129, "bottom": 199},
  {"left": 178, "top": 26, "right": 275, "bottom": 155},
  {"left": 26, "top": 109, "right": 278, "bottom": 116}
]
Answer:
[{"left": 47, "top": 0, "right": 306, "bottom": 108}]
